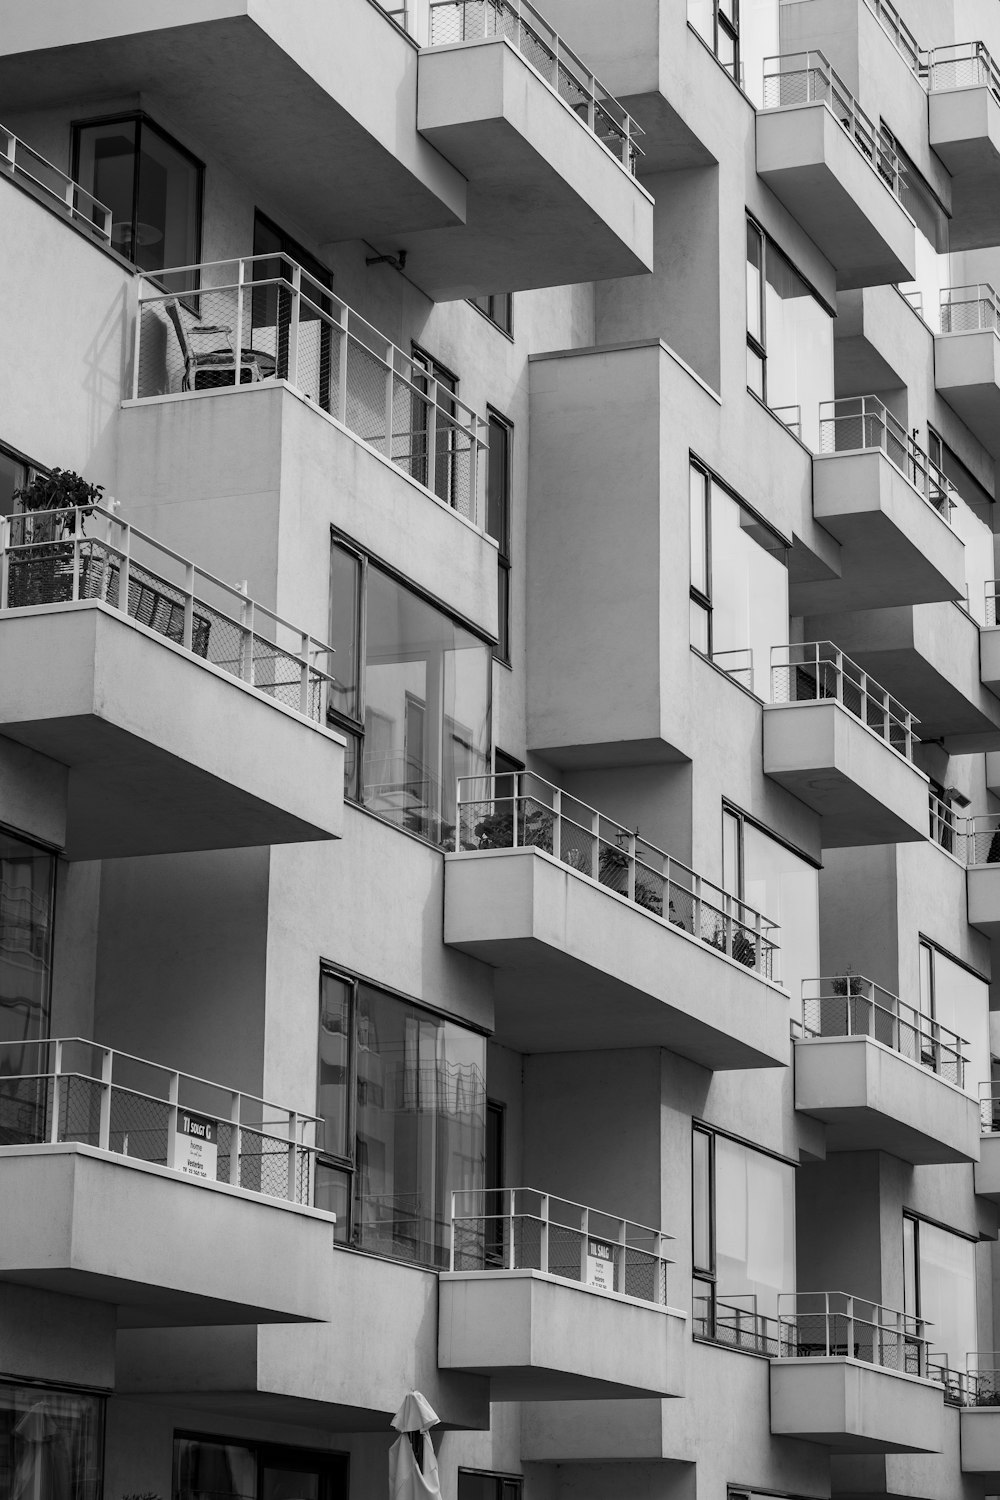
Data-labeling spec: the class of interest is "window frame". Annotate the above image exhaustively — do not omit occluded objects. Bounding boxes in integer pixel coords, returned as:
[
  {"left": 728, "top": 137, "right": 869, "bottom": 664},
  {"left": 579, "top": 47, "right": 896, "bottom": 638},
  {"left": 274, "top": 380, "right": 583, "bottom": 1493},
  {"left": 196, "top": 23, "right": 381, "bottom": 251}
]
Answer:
[
  {"left": 173, "top": 1429, "right": 349, "bottom": 1500},
  {"left": 745, "top": 215, "right": 834, "bottom": 420},
  {"left": 487, "top": 408, "right": 514, "bottom": 666},
  {"left": 469, "top": 293, "right": 514, "bottom": 338},
  {"left": 458, "top": 1468, "right": 524, "bottom": 1500},
  {"left": 0, "top": 1376, "right": 107, "bottom": 1500}
]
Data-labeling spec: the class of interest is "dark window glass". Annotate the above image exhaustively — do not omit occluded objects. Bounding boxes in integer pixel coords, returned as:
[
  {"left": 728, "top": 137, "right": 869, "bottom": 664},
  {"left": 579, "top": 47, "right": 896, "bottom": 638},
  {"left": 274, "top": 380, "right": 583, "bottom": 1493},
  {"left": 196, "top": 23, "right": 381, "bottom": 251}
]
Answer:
[
  {"left": 469, "top": 293, "right": 513, "bottom": 335},
  {"left": 487, "top": 413, "right": 512, "bottom": 662},
  {"left": 0, "top": 1382, "right": 104, "bottom": 1500},
  {"left": 0, "top": 829, "right": 57, "bottom": 1131},
  {"left": 459, "top": 1473, "right": 522, "bottom": 1500},
  {"left": 174, "top": 1437, "right": 349, "bottom": 1500},
  {"left": 328, "top": 543, "right": 361, "bottom": 723},
  {"left": 0, "top": 448, "right": 31, "bottom": 519}
]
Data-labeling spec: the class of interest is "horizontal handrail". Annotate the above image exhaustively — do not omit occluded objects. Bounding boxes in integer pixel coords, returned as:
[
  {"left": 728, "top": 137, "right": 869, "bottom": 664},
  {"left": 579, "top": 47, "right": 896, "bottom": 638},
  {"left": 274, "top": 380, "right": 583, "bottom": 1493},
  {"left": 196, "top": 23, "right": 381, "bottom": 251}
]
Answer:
[
  {"left": 818, "top": 396, "right": 957, "bottom": 523},
  {"left": 0, "top": 503, "right": 336, "bottom": 725},
  {"left": 861, "top": 0, "right": 923, "bottom": 75},
  {"left": 770, "top": 641, "right": 919, "bottom": 760},
  {"left": 710, "top": 647, "right": 755, "bottom": 691},
  {"left": 454, "top": 770, "right": 780, "bottom": 978},
  {"left": 0, "top": 1036, "right": 320, "bottom": 1205},
  {"left": 450, "top": 1186, "right": 672, "bottom": 1303},
  {"left": 761, "top": 52, "right": 905, "bottom": 200},
  {"left": 930, "top": 1358, "right": 1000, "bottom": 1406},
  {"left": 929, "top": 792, "right": 963, "bottom": 854},
  {"left": 777, "top": 1291, "right": 930, "bottom": 1374},
  {"left": 425, "top": 0, "right": 643, "bottom": 172},
  {"left": 960, "top": 814, "right": 1000, "bottom": 865},
  {"left": 134, "top": 254, "right": 490, "bottom": 532},
  {"left": 941, "top": 283, "right": 1000, "bottom": 336},
  {"left": 0, "top": 123, "right": 112, "bottom": 242},
  {"left": 801, "top": 975, "right": 967, "bottom": 1085},
  {"left": 979, "top": 1083, "right": 1000, "bottom": 1133},
  {"left": 927, "top": 41, "right": 1000, "bottom": 102}
]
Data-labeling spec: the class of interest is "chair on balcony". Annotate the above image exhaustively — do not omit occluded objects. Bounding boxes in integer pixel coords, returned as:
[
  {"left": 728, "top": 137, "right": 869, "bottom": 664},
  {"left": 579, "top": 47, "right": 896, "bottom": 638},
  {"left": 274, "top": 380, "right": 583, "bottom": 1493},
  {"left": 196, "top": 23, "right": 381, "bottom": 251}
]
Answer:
[{"left": 163, "top": 298, "right": 277, "bottom": 392}]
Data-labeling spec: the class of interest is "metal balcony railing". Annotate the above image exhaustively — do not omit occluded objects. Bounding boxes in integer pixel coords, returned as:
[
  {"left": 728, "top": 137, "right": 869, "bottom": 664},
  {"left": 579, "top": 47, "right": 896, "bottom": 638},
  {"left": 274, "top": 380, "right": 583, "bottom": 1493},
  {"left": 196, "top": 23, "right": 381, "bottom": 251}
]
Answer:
[
  {"left": 761, "top": 52, "right": 906, "bottom": 200},
  {"left": 929, "top": 792, "right": 962, "bottom": 855},
  {"left": 693, "top": 1288, "right": 785, "bottom": 1355},
  {"left": 861, "top": 0, "right": 923, "bottom": 76},
  {"left": 0, "top": 1037, "right": 321, "bottom": 1206},
  {"left": 770, "top": 641, "right": 919, "bottom": 761},
  {"left": 940, "top": 283, "right": 1000, "bottom": 335},
  {"left": 927, "top": 41, "right": 1000, "bottom": 102},
  {"left": 450, "top": 1187, "right": 673, "bottom": 1304},
  {"left": 818, "top": 396, "right": 958, "bottom": 523},
  {"left": 930, "top": 1356, "right": 1000, "bottom": 1407},
  {"left": 801, "top": 976, "right": 968, "bottom": 1087},
  {"left": 455, "top": 771, "right": 780, "bottom": 978},
  {"left": 0, "top": 123, "right": 113, "bottom": 243},
  {"left": 960, "top": 814, "right": 1000, "bottom": 865},
  {"left": 426, "top": 0, "right": 643, "bottom": 172},
  {"left": 777, "top": 1292, "right": 930, "bottom": 1375},
  {"left": 0, "top": 504, "right": 336, "bottom": 725},
  {"left": 133, "top": 255, "right": 490, "bottom": 531},
  {"left": 980, "top": 1084, "right": 1000, "bottom": 1133},
  {"left": 710, "top": 647, "right": 755, "bottom": 691}
]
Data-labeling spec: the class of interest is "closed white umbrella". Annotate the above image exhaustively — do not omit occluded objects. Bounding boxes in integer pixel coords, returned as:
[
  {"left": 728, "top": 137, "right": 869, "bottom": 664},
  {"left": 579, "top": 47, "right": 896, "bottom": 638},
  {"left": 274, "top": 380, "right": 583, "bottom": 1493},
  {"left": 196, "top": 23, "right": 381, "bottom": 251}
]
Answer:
[{"left": 389, "top": 1390, "right": 441, "bottom": 1500}]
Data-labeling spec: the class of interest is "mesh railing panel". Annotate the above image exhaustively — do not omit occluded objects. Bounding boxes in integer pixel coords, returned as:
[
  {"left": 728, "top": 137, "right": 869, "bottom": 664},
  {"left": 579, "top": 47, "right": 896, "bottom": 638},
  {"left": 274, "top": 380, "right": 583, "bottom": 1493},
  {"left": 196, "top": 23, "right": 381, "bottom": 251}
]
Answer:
[{"left": 941, "top": 292, "right": 1000, "bottom": 334}]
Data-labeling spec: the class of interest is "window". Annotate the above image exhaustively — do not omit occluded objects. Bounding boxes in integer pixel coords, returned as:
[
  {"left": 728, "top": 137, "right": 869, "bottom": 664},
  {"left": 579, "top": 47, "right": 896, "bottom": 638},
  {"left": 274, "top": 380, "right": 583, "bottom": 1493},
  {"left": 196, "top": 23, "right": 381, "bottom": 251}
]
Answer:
[
  {"left": 723, "top": 807, "right": 819, "bottom": 1007},
  {"left": 410, "top": 344, "right": 465, "bottom": 510},
  {"left": 315, "top": 967, "right": 487, "bottom": 1268},
  {"left": 692, "top": 1125, "right": 796, "bottom": 1353},
  {"left": 174, "top": 1435, "right": 349, "bottom": 1500},
  {"left": 487, "top": 412, "right": 512, "bottom": 663},
  {"left": 689, "top": 0, "right": 741, "bottom": 83},
  {"left": 458, "top": 1471, "right": 522, "bottom": 1500},
  {"left": 250, "top": 211, "right": 334, "bottom": 391},
  {"left": 746, "top": 219, "right": 834, "bottom": 450},
  {"left": 0, "top": 1381, "right": 104, "bottom": 1500},
  {"left": 903, "top": 1215, "right": 978, "bottom": 1369},
  {"left": 328, "top": 537, "right": 492, "bottom": 846},
  {"left": 73, "top": 114, "right": 202, "bottom": 285},
  {"left": 0, "top": 443, "right": 39, "bottom": 519},
  {"left": 689, "top": 0, "right": 778, "bottom": 103},
  {"left": 689, "top": 461, "right": 788, "bottom": 697},
  {"left": 0, "top": 827, "right": 57, "bottom": 1148},
  {"left": 919, "top": 940, "right": 989, "bottom": 1095},
  {"left": 469, "top": 293, "right": 513, "bottom": 337}
]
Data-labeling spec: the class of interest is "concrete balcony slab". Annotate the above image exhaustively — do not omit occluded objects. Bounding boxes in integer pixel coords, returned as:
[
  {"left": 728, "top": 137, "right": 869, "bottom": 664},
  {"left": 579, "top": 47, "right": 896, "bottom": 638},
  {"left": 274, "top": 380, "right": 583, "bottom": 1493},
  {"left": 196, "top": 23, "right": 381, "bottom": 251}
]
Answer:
[
  {"left": 791, "top": 452, "right": 967, "bottom": 614},
  {"left": 794, "top": 1036, "right": 981, "bottom": 1164},
  {"left": 973, "top": 1132, "right": 1000, "bottom": 1201},
  {"left": 0, "top": 1143, "right": 335, "bottom": 1327},
  {"left": 966, "top": 863, "right": 1000, "bottom": 939},
  {"left": 762, "top": 700, "right": 929, "bottom": 847},
  {"left": 935, "top": 331, "right": 1000, "bottom": 456},
  {"left": 929, "top": 88, "right": 1000, "bottom": 251},
  {"left": 0, "top": 0, "right": 467, "bottom": 245},
  {"left": 828, "top": 1405, "right": 969, "bottom": 1499},
  {"left": 438, "top": 1270, "right": 686, "bottom": 1401},
  {"left": 770, "top": 1359, "right": 944, "bottom": 1453},
  {"left": 444, "top": 848, "right": 789, "bottom": 1069},
  {"left": 835, "top": 287, "right": 924, "bottom": 398},
  {"left": 959, "top": 1408, "right": 1000, "bottom": 1479},
  {"left": 405, "top": 39, "right": 653, "bottom": 298},
  {"left": 756, "top": 104, "right": 915, "bottom": 289},
  {"left": 0, "top": 604, "right": 344, "bottom": 859}
]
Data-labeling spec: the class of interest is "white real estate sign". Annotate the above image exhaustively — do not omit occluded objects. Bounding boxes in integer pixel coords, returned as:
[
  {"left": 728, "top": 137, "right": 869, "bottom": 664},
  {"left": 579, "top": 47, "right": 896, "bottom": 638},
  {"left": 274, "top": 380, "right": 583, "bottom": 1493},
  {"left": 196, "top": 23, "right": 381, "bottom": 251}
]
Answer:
[
  {"left": 585, "top": 1236, "right": 615, "bottom": 1291},
  {"left": 175, "top": 1111, "right": 218, "bottom": 1181}
]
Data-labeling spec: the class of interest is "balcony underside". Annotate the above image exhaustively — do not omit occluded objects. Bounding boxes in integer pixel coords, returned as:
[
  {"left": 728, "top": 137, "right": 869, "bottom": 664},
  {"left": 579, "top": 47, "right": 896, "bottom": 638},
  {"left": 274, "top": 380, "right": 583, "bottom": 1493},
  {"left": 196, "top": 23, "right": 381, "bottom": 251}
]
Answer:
[
  {"left": 959, "top": 1409, "right": 1000, "bottom": 1479},
  {"left": 0, "top": 1145, "right": 333, "bottom": 1327},
  {"left": 803, "top": 603, "right": 1000, "bottom": 752},
  {"left": 403, "top": 40, "right": 654, "bottom": 298},
  {"left": 794, "top": 1038, "right": 980, "bottom": 1164},
  {"left": 438, "top": 1272, "right": 686, "bottom": 1401},
  {"left": 762, "top": 702, "right": 929, "bottom": 848},
  {"left": 0, "top": 0, "right": 467, "bottom": 244},
  {"left": 973, "top": 1132, "right": 1000, "bottom": 1202},
  {"left": 0, "top": 605, "right": 344, "bottom": 859},
  {"left": 935, "top": 332, "right": 1000, "bottom": 456},
  {"left": 790, "top": 452, "right": 967, "bottom": 615},
  {"left": 828, "top": 1409, "right": 966, "bottom": 1499},
  {"left": 444, "top": 849, "right": 789, "bottom": 1069},
  {"left": 929, "top": 89, "right": 1000, "bottom": 251},
  {"left": 755, "top": 106, "right": 915, "bottom": 289},
  {"left": 770, "top": 1360, "right": 944, "bottom": 1453}
]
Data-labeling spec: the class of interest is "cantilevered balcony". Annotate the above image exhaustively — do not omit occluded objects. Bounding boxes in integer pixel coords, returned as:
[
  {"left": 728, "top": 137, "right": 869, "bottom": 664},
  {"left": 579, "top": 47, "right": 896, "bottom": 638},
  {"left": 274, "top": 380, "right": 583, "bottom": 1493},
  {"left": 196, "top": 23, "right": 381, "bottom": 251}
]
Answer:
[
  {"left": 790, "top": 397, "right": 967, "bottom": 614},
  {"left": 935, "top": 285, "right": 1000, "bottom": 456},
  {"left": 770, "top": 1292, "right": 944, "bottom": 1453},
  {"left": 973, "top": 1087, "right": 1000, "bottom": 1201},
  {"left": 927, "top": 44, "right": 1000, "bottom": 251},
  {"left": 928, "top": 1358, "right": 1000, "bottom": 1478},
  {"left": 794, "top": 976, "right": 979, "bottom": 1163},
  {"left": 0, "top": 504, "right": 344, "bottom": 858},
  {"left": 0, "top": 122, "right": 111, "bottom": 244},
  {"left": 439, "top": 1188, "right": 685, "bottom": 1400},
  {"left": 762, "top": 642, "right": 930, "bottom": 846},
  {"left": 0, "top": 1037, "right": 334, "bottom": 1327},
  {"left": 756, "top": 53, "right": 916, "bottom": 288},
  {"left": 961, "top": 816, "right": 1000, "bottom": 939},
  {"left": 445, "top": 773, "right": 788, "bottom": 1069}
]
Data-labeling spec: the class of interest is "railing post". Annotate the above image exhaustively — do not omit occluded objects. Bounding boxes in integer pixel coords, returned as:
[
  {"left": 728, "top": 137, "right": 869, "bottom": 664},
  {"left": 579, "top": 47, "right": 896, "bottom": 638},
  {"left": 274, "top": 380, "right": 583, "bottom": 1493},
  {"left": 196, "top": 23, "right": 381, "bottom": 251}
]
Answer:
[
  {"left": 754, "top": 909, "right": 763, "bottom": 974},
  {"left": 183, "top": 563, "right": 195, "bottom": 651},
  {"left": 0, "top": 515, "right": 9, "bottom": 612},
  {"left": 165, "top": 1070, "right": 180, "bottom": 1168},
  {"left": 693, "top": 874, "right": 703, "bottom": 943},
  {"left": 99, "top": 1046, "right": 114, "bottom": 1153},
  {"left": 450, "top": 1191, "right": 457, "bottom": 1273},
  {"left": 552, "top": 788, "right": 562, "bottom": 862},
  {"left": 299, "top": 631, "right": 311, "bottom": 718},
  {"left": 132, "top": 281, "right": 144, "bottom": 401},
  {"left": 507, "top": 1189, "right": 517, "bottom": 1270},
  {"left": 229, "top": 1092, "right": 241, "bottom": 1187},
  {"left": 425, "top": 377, "right": 438, "bottom": 497},
  {"left": 118, "top": 516, "right": 131, "bottom": 619},
  {"left": 234, "top": 259, "right": 245, "bottom": 389},
  {"left": 616, "top": 1216, "right": 627, "bottom": 1295},
  {"left": 590, "top": 808, "right": 600, "bottom": 879},
  {"left": 286, "top": 1110, "right": 299, "bottom": 1202},
  {"left": 337, "top": 305, "right": 350, "bottom": 426},
  {"left": 286, "top": 261, "right": 301, "bottom": 392},
  {"left": 70, "top": 521, "right": 81, "bottom": 602},
  {"left": 240, "top": 589, "right": 254, "bottom": 684},
  {"left": 49, "top": 1038, "right": 63, "bottom": 1144},
  {"left": 627, "top": 830, "right": 637, "bottom": 902},
  {"left": 577, "top": 1203, "right": 588, "bottom": 1284},
  {"left": 383, "top": 346, "right": 394, "bottom": 460}
]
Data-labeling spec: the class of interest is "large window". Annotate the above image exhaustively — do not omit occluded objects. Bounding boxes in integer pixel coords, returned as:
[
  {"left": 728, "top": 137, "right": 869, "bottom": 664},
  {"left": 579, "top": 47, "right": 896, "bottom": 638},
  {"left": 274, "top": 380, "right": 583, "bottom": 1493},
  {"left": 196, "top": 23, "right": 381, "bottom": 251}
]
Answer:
[
  {"left": 174, "top": 1434, "right": 348, "bottom": 1500},
  {"left": 316, "top": 968, "right": 487, "bottom": 1269},
  {"left": 0, "top": 828, "right": 57, "bottom": 1145},
  {"left": 459, "top": 1472, "right": 522, "bottom": 1500},
  {"left": 469, "top": 293, "right": 513, "bottom": 337},
  {"left": 328, "top": 537, "right": 492, "bottom": 846},
  {"left": 0, "top": 1382, "right": 104, "bottom": 1500},
  {"left": 689, "top": 461, "right": 788, "bottom": 697},
  {"left": 692, "top": 1125, "right": 796, "bottom": 1352},
  {"left": 486, "top": 411, "right": 512, "bottom": 664},
  {"left": 918, "top": 940, "right": 989, "bottom": 1098},
  {"left": 688, "top": 0, "right": 778, "bottom": 104},
  {"left": 723, "top": 807, "right": 819, "bottom": 1006},
  {"left": 73, "top": 113, "right": 202, "bottom": 282},
  {"left": 746, "top": 219, "right": 834, "bottom": 450},
  {"left": 903, "top": 1215, "right": 978, "bottom": 1369}
]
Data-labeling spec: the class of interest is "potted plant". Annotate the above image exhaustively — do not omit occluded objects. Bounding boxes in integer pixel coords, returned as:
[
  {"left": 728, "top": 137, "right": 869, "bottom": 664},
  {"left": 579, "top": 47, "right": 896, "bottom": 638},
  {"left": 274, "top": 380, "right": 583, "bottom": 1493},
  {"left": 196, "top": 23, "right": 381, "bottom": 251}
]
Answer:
[{"left": 8, "top": 468, "right": 105, "bottom": 608}]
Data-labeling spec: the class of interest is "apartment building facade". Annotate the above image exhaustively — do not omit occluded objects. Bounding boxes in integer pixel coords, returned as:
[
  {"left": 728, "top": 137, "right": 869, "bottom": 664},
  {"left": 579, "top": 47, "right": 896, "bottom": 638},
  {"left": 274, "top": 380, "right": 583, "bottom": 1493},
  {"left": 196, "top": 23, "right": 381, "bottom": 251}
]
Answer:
[{"left": 2, "top": 0, "right": 1000, "bottom": 1497}]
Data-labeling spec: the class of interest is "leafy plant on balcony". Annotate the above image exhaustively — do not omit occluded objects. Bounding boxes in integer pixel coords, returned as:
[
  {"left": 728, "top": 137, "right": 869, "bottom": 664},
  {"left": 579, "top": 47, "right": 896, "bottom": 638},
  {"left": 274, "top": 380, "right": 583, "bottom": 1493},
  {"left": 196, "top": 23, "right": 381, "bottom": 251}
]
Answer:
[
  {"left": 8, "top": 468, "right": 106, "bottom": 608},
  {"left": 472, "top": 804, "right": 554, "bottom": 852}
]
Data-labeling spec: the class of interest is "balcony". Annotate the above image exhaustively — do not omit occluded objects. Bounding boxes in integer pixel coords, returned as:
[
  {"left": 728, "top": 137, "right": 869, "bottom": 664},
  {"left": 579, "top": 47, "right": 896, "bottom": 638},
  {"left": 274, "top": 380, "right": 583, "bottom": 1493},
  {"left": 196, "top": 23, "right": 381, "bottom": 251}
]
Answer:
[
  {"left": 961, "top": 817, "right": 1000, "bottom": 939},
  {"left": 762, "top": 642, "right": 930, "bottom": 847},
  {"left": 756, "top": 53, "right": 916, "bottom": 289},
  {"left": 974, "top": 1086, "right": 1000, "bottom": 1202},
  {"left": 934, "top": 285, "right": 1000, "bottom": 457},
  {"left": 927, "top": 44, "right": 1000, "bottom": 251},
  {"left": 1, "top": 122, "right": 111, "bottom": 244},
  {"left": 0, "top": 0, "right": 468, "bottom": 245},
  {"left": 791, "top": 398, "right": 967, "bottom": 614},
  {"left": 394, "top": 0, "right": 653, "bottom": 296},
  {"left": 928, "top": 1358, "right": 1000, "bottom": 1479},
  {"left": 793, "top": 976, "right": 979, "bottom": 1164},
  {"left": 445, "top": 773, "right": 789, "bottom": 1069},
  {"left": 440, "top": 1188, "right": 685, "bottom": 1400},
  {"left": 0, "top": 1037, "right": 334, "bottom": 1327},
  {"left": 0, "top": 504, "right": 344, "bottom": 858},
  {"left": 770, "top": 1293, "right": 944, "bottom": 1453}
]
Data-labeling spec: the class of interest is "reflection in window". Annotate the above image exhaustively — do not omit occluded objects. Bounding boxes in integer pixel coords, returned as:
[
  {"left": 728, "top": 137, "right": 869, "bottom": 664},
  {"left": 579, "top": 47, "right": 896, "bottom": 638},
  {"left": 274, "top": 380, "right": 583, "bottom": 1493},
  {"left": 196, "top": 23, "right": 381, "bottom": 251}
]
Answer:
[
  {"left": 722, "top": 807, "right": 818, "bottom": 1006},
  {"left": 459, "top": 1471, "right": 522, "bottom": 1500},
  {"left": 904, "top": 1214, "right": 978, "bottom": 1369},
  {"left": 0, "top": 829, "right": 57, "bottom": 1146},
  {"left": 174, "top": 1436, "right": 348, "bottom": 1500},
  {"left": 315, "top": 968, "right": 486, "bottom": 1268},
  {"left": 746, "top": 218, "right": 834, "bottom": 450},
  {"left": 918, "top": 941, "right": 989, "bottom": 1100},
  {"left": 0, "top": 445, "right": 37, "bottom": 519},
  {"left": 328, "top": 539, "right": 492, "bottom": 846},
  {"left": 0, "top": 1382, "right": 104, "bottom": 1500},
  {"left": 486, "top": 412, "right": 512, "bottom": 664}
]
